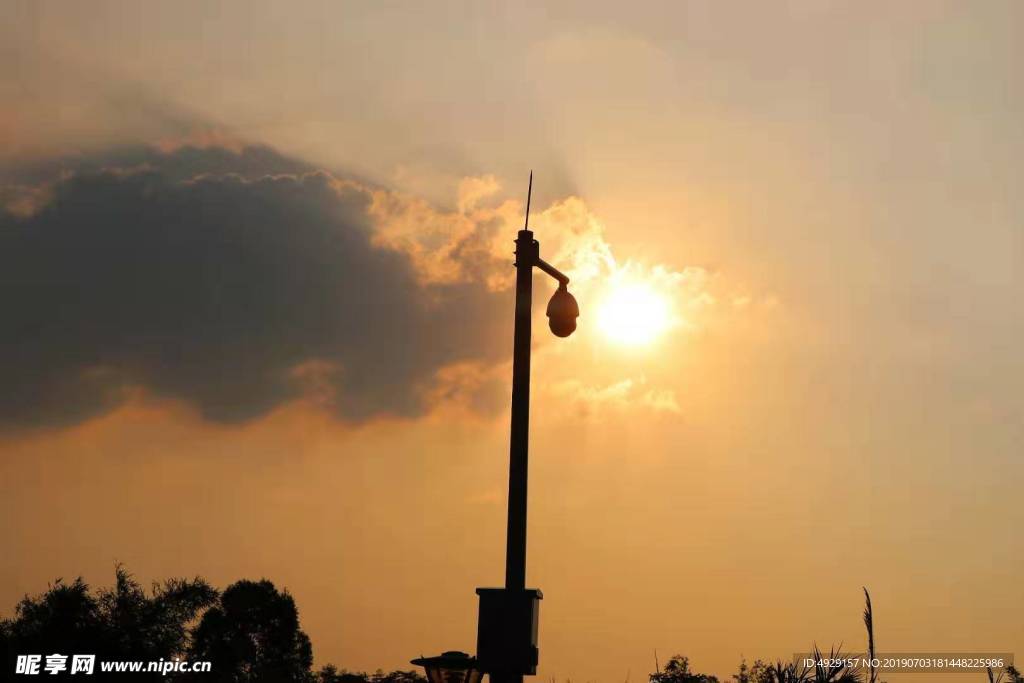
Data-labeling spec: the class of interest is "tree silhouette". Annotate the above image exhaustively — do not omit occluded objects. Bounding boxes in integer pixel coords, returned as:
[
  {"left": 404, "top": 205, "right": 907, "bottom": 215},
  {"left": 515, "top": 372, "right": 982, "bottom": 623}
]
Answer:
[
  {"left": 100, "top": 566, "right": 218, "bottom": 664},
  {"left": 318, "top": 664, "right": 371, "bottom": 683},
  {"left": 737, "top": 648, "right": 861, "bottom": 683},
  {"left": 734, "top": 658, "right": 773, "bottom": 683},
  {"left": 2, "top": 569, "right": 430, "bottom": 682},
  {"left": 317, "top": 665, "right": 426, "bottom": 683},
  {"left": 187, "top": 579, "right": 314, "bottom": 682},
  {"left": 1, "top": 577, "right": 105, "bottom": 674},
  {"left": 749, "top": 661, "right": 805, "bottom": 683},
  {"left": 650, "top": 655, "right": 720, "bottom": 683},
  {"left": 739, "top": 660, "right": 761, "bottom": 683},
  {"left": 1, "top": 566, "right": 216, "bottom": 680}
]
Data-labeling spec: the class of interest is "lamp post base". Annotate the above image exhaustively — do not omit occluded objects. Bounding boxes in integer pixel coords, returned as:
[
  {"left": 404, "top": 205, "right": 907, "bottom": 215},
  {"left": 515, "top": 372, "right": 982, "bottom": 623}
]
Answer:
[{"left": 475, "top": 588, "right": 542, "bottom": 677}]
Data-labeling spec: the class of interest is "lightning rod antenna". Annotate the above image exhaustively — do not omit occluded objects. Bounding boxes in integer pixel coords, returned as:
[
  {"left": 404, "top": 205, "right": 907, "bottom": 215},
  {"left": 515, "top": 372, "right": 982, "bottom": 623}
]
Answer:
[{"left": 524, "top": 170, "right": 533, "bottom": 231}]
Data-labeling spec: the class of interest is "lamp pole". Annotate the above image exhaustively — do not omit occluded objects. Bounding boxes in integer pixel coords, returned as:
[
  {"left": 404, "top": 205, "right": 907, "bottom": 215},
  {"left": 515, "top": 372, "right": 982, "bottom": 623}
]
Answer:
[
  {"left": 506, "top": 199, "right": 537, "bottom": 595},
  {"left": 430, "top": 173, "right": 576, "bottom": 683},
  {"left": 486, "top": 173, "right": 576, "bottom": 683}
]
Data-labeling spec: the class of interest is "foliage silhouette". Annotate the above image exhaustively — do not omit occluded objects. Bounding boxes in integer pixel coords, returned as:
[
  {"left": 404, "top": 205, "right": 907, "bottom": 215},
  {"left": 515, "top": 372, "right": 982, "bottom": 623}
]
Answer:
[
  {"left": 5, "top": 576, "right": 1014, "bottom": 683},
  {"left": 726, "top": 651, "right": 860, "bottom": 683},
  {"left": 186, "top": 579, "right": 314, "bottom": 682},
  {"left": 650, "top": 655, "right": 720, "bottom": 683},
  {"left": 0, "top": 569, "right": 425, "bottom": 683},
  {"left": 100, "top": 566, "right": 218, "bottom": 664},
  {"left": 732, "top": 658, "right": 752, "bottom": 683},
  {"left": 317, "top": 665, "right": 426, "bottom": 683},
  {"left": 988, "top": 664, "right": 1023, "bottom": 683},
  {"left": 806, "top": 645, "right": 860, "bottom": 683},
  {"left": 862, "top": 589, "right": 876, "bottom": 683},
  {"left": 1, "top": 566, "right": 216, "bottom": 680}
]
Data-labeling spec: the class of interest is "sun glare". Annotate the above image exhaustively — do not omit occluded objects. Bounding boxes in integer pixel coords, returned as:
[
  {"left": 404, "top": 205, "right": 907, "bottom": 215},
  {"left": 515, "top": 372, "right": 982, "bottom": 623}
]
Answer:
[{"left": 597, "top": 282, "right": 673, "bottom": 346}]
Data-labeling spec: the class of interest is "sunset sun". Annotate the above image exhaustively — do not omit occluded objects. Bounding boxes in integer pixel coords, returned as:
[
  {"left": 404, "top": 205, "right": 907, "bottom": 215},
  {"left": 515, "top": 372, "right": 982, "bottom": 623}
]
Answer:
[{"left": 597, "top": 281, "right": 673, "bottom": 346}]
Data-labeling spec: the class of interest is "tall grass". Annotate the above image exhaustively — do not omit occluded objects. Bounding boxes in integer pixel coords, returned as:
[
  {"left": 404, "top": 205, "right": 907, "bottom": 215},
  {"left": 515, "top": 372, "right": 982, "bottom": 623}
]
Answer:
[{"left": 862, "top": 588, "right": 876, "bottom": 683}]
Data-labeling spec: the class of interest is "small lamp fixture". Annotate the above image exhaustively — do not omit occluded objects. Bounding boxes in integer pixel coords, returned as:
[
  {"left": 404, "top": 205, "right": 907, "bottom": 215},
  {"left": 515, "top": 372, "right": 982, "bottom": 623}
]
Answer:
[{"left": 410, "top": 651, "right": 484, "bottom": 683}]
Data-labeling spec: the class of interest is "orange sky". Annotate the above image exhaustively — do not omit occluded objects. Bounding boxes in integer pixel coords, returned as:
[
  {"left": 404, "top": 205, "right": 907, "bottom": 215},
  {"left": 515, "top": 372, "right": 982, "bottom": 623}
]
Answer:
[{"left": 1, "top": 2, "right": 1021, "bottom": 681}]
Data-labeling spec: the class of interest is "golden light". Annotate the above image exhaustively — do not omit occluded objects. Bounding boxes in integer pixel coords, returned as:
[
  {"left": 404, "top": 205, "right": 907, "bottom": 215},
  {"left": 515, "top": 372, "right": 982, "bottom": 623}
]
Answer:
[{"left": 597, "top": 281, "right": 673, "bottom": 346}]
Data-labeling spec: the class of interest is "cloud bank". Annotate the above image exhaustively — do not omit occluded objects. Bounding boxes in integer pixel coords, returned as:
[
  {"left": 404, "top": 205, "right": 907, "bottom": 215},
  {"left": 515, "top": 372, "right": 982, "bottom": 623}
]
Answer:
[
  {"left": 1, "top": 143, "right": 720, "bottom": 433},
  {"left": 0, "top": 145, "right": 513, "bottom": 430}
]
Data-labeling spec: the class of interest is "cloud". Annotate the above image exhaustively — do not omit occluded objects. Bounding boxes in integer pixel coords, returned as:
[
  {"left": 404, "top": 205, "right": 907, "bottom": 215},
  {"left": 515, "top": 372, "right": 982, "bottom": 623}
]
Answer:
[
  {"left": 1, "top": 143, "right": 726, "bottom": 432},
  {"left": 0, "top": 145, "right": 513, "bottom": 430},
  {"left": 548, "top": 378, "right": 682, "bottom": 420}
]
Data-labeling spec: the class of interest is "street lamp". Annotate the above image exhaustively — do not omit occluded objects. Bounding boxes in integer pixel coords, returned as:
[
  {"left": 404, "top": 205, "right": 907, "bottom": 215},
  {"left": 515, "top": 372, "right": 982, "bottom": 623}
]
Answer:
[
  {"left": 412, "top": 172, "right": 576, "bottom": 683},
  {"left": 411, "top": 652, "right": 484, "bottom": 683},
  {"left": 475, "top": 172, "right": 577, "bottom": 683}
]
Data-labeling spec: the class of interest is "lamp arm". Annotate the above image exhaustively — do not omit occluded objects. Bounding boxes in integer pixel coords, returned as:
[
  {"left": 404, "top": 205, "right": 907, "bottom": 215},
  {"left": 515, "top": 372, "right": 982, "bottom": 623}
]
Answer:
[{"left": 535, "top": 258, "right": 569, "bottom": 286}]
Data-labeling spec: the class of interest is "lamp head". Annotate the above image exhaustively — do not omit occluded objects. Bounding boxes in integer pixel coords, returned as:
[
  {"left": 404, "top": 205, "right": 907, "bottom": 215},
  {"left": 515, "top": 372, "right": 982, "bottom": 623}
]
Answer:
[
  {"left": 411, "top": 651, "right": 483, "bottom": 683},
  {"left": 546, "top": 284, "right": 579, "bottom": 338}
]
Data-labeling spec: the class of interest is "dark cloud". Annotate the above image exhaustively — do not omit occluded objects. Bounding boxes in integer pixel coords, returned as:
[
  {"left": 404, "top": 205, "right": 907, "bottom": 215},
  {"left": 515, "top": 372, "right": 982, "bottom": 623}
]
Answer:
[
  {"left": 0, "top": 146, "right": 510, "bottom": 430},
  {"left": 0, "top": 143, "right": 314, "bottom": 186}
]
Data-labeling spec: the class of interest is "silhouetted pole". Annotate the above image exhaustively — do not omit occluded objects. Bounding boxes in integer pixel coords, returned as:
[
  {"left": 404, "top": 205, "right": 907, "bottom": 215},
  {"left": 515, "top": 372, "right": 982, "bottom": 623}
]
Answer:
[
  {"left": 499, "top": 177, "right": 539, "bottom": 683},
  {"left": 476, "top": 172, "right": 575, "bottom": 683},
  {"left": 506, "top": 225, "right": 536, "bottom": 594}
]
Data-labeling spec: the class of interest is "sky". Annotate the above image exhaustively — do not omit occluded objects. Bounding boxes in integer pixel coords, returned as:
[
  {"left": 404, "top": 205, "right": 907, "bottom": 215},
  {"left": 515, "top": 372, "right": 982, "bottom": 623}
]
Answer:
[{"left": 1, "top": 1, "right": 1022, "bottom": 681}]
